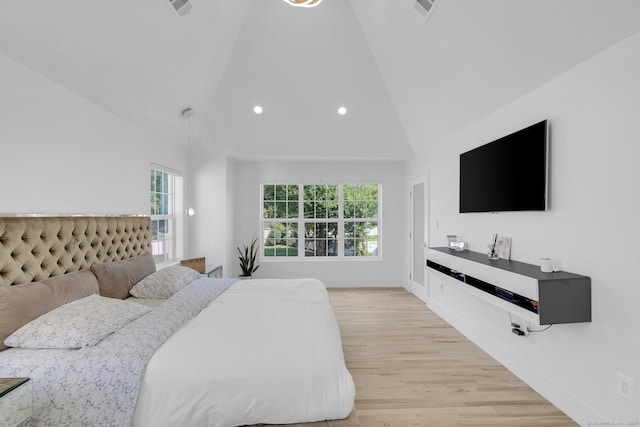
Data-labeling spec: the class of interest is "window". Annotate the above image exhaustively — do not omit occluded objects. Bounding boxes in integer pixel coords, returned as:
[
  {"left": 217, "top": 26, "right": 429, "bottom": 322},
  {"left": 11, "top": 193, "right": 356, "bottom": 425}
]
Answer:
[
  {"left": 303, "top": 185, "right": 339, "bottom": 257},
  {"left": 262, "top": 184, "right": 379, "bottom": 259},
  {"left": 343, "top": 184, "right": 379, "bottom": 257},
  {"left": 150, "top": 165, "right": 183, "bottom": 265}
]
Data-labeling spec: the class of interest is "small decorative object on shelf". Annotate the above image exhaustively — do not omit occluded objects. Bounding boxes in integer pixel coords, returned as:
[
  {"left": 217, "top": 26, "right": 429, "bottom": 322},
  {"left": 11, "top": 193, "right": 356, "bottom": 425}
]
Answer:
[
  {"left": 540, "top": 258, "right": 553, "bottom": 273},
  {"left": 487, "top": 233, "right": 499, "bottom": 260},
  {"left": 446, "top": 235, "right": 467, "bottom": 251},
  {"left": 496, "top": 236, "right": 512, "bottom": 260},
  {"left": 450, "top": 241, "right": 467, "bottom": 251}
]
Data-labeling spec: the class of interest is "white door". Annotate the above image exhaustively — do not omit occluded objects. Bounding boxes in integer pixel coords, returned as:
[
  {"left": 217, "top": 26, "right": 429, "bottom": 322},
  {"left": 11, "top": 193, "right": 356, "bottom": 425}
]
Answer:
[{"left": 410, "top": 176, "right": 428, "bottom": 303}]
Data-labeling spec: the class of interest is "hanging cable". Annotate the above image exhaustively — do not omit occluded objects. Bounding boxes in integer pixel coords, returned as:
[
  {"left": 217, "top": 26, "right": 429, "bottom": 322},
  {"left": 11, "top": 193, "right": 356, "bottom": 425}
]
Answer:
[
  {"left": 508, "top": 312, "right": 553, "bottom": 336},
  {"left": 527, "top": 324, "right": 553, "bottom": 334}
]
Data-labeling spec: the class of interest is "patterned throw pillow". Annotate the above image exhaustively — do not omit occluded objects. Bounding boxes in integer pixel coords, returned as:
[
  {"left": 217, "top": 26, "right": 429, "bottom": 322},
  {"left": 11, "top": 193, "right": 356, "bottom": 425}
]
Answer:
[
  {"left": 128, "top": 265, "right": 201, "bottom": 299},
  {"left": 4, "top": 294, "right": 151, "bottom": 349}
]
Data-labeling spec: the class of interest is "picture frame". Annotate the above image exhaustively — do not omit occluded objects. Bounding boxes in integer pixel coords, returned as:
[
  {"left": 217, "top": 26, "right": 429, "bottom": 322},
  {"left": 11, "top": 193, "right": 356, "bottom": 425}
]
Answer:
[{"left": 496, "top": 236, "right": 512, "bottom": 260}]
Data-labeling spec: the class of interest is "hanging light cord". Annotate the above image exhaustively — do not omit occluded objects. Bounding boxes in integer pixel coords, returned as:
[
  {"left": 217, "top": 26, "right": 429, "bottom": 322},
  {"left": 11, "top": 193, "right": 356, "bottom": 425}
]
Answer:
[{"left": 182, "top": 108, "right": 195, "bottom": 217}]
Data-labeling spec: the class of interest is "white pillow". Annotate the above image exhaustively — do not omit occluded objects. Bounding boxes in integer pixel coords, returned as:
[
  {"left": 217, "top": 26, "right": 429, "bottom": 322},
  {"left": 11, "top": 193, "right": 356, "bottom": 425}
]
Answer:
[
  {"left": 4, "top": 294, "right": 151, "bottom": 349},
  {"left": 129, "top": 265, "right": 201, "bottom": 299}
]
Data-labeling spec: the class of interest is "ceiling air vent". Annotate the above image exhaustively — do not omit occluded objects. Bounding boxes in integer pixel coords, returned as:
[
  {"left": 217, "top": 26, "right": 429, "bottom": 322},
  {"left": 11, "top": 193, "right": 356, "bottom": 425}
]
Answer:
[
  {"left": 165, "top": 0, "right": 193, "bottom": 19},
  {"left": 414, "top": 0, "right": 440, "bottom": 21}
]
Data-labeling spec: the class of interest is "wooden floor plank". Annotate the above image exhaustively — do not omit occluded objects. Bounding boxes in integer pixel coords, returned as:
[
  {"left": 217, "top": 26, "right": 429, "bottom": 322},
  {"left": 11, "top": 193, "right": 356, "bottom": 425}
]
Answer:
[{"left": 328, "top": 288, "right": 577, "bottom": 427}]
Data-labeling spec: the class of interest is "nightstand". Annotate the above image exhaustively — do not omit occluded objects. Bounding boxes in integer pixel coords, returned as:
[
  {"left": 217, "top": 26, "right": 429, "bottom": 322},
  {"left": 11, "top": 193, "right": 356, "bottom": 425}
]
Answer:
[
  {"left": 206, "top": 265, "right": 223, "bottom": 278},
  {"left": 0, "top": 378, "right": 32, "bottom": 427}
]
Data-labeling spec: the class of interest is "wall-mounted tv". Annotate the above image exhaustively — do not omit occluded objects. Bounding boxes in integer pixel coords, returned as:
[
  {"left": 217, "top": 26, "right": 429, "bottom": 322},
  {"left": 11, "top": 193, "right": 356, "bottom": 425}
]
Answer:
[{"left": 459, "top": 120, "right": 548, "bottom": 213}]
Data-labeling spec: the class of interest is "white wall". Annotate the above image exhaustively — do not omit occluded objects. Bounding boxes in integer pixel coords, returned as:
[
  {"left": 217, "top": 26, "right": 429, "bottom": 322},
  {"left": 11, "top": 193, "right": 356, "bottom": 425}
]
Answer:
[
  {"left": 230, "top": 160, "right": 406, "bottom": 287},
  {"left": 0, "top": 52, "right": 187, "bottom": 216},
  {"left": 187, "top": 145, "right": 235, "bottom": 274},
  {"left": 225, "top": 156, "right": 238, "bottom": 278},
  {"left": 408, "top": 33, "right": 640, "bottom": 423}
]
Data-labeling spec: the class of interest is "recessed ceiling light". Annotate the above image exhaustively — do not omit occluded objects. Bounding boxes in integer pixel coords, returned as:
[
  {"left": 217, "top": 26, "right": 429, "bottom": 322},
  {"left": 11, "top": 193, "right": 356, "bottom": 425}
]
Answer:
[
  {"left": 253, "top": 105, "right": 263, "bottom": 115},
  {"left": 337, "top": 106, "right": 347, "bottom": 116}
]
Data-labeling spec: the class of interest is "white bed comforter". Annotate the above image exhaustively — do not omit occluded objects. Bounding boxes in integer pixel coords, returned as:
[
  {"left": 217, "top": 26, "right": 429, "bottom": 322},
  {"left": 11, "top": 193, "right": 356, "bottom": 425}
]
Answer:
[{"left": 132, "top": 278, "right": 356, "bottom": 427}]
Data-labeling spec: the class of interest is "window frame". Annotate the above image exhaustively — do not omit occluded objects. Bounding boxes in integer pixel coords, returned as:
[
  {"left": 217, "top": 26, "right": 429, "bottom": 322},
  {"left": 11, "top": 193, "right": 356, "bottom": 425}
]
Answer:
[
  {"left": 150, "top": 164, "right": 184, "bottom": 267},
  {"left": 261, "top": 183, "right": 381, "bottom": 261}
]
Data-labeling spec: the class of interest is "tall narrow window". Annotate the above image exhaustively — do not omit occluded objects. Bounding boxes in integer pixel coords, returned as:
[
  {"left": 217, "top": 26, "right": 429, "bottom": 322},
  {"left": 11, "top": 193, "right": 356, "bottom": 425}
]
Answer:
[
  {"left": 261, "top": 184, "right": 379, "bottom": 259},
  {"left": 150, "top": 165, "right": 183, "bottom": 265},
  {"left": 263, "top": 185, "right": 299, "bottom": 257},
  {"left": 343, "top": 184, "right": 379, "bottom": 257},
  {"left": 303, "top": 185, "right": 338, "bottom": 257}
]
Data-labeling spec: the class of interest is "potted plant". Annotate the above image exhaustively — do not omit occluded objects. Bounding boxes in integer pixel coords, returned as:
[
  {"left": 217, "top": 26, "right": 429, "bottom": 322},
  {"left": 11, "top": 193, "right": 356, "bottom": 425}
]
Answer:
[{"left": 237, "top": 236, "right": 259, "bottom": 278}]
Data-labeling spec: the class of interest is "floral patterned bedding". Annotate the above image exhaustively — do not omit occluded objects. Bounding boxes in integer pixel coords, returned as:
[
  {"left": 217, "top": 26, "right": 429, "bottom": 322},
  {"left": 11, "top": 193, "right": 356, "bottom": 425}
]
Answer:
[{"left": 0, "top": 278, "right": 237, "bottom": 426}]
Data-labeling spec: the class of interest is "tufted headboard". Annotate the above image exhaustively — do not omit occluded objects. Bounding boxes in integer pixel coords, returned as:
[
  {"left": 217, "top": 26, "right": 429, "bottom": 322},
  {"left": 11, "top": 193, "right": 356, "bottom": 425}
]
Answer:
[{"left": 0, "top": 216, "right": 151, "bottom": 287}]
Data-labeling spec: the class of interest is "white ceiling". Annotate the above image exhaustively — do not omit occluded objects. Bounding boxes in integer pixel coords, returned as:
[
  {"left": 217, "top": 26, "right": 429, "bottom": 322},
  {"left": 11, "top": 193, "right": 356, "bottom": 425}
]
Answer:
[{"left": 1, "top": 0, "right": 639, "bottom": 160}]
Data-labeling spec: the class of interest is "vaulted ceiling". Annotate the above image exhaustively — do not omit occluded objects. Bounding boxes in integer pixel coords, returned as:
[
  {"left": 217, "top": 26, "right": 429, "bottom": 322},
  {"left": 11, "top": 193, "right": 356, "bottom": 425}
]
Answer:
[{"left": 1, "top": 0, "right": 639, "bottom": 160}]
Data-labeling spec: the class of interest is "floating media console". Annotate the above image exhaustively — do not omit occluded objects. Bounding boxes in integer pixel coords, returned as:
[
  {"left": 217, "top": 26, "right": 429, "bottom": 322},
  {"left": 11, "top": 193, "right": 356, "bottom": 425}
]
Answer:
[{"left": 427, "top": 247, "right": 591, "bottom": 325}]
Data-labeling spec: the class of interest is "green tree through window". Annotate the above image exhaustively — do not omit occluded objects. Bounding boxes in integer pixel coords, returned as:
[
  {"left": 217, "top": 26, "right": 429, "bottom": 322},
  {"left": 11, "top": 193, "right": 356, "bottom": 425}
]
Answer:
[
  {"left": 343, "top": 184, "right": 378, "bottom": 257},
  {"left": 262, "top": 184, "right": 379, "bottom": 258}
]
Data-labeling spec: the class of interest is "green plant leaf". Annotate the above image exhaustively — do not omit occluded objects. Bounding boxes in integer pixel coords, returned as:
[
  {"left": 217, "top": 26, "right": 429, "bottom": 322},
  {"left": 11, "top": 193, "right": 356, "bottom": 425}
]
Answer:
[{"left": 237, "top": 236, "right": 260, "bottom": 276}]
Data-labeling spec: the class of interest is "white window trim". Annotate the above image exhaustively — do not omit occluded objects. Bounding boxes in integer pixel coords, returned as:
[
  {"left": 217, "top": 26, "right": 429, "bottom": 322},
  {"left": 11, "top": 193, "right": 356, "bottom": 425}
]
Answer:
[
  {"left": 260, "top": 183, "right": 381, "bottom": 261},
  {"left": 150, "top": 163, "right": 184, "bottom": 268}
]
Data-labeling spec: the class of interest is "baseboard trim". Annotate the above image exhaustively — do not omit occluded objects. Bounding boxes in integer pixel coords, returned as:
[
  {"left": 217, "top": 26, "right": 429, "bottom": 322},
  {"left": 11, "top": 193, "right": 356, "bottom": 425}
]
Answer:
[
  {"left": 426, "top": 298, "right": 604, "bottom": 426},
  {"left": 323, "top": 280, "right": 404, "bottom": 288}
]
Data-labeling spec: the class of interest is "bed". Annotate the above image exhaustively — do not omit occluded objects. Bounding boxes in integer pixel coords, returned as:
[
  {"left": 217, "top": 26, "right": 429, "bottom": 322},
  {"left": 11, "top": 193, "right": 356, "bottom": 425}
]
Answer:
[{"left": 0, "top": 216, "right": 357, "bottom": 426}]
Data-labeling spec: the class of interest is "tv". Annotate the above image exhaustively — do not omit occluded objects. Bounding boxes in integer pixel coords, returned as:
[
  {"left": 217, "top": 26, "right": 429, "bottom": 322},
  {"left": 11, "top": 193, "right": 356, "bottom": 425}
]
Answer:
[{"left": 459, "top": 120, "right": 548, "bottom": 213}]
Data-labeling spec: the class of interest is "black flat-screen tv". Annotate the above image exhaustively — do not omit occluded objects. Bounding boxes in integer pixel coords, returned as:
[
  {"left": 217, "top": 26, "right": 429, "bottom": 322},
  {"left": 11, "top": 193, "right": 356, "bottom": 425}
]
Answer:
[{"left": 459, "top": 120, "right": 548, "bottom": 213}]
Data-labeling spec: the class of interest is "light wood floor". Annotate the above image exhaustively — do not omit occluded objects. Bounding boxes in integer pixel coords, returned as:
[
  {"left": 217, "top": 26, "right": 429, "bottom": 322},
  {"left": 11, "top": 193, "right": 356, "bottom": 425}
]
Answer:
[{"left": 327, "top": 288, "right": 577, "bottom": 427}]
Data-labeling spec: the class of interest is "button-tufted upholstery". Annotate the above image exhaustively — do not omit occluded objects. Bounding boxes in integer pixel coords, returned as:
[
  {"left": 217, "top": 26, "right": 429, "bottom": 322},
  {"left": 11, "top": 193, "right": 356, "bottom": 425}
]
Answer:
[{"left": 0, "top": 216, "right": 151, "bottom": 287}]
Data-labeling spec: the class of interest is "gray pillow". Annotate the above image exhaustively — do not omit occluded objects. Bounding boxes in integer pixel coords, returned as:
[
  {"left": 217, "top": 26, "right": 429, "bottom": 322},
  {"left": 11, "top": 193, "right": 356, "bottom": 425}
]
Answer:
[{"left": 91, "top": 252, "right": 156, "bottom": 299}]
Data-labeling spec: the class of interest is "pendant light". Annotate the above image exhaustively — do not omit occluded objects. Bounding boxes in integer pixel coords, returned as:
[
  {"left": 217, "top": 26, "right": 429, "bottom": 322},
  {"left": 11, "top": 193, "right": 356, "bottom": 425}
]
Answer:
[
  {"left": 281, "top": 0, "right": 322, "bottom": 8},
  {"left": 182, "top": 107, "right": 195, "bottom": 217}
]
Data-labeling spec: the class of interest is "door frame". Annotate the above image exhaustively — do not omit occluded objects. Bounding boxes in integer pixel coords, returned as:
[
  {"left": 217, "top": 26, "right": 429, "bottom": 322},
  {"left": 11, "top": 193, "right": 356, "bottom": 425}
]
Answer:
[{"left": 409, "top": 174, "right": 429, "bottom": 303}]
